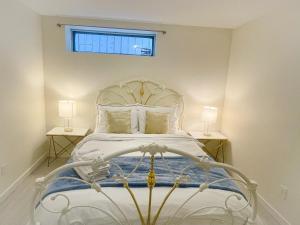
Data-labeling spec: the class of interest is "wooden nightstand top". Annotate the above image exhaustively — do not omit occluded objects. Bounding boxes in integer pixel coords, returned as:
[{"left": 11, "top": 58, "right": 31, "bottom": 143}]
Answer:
[
  {"left": 189, "top": 131, "right": 228, "bottom": 140},
  {"left": 46, "top": 127, "right": 89, "bottom": 137}
]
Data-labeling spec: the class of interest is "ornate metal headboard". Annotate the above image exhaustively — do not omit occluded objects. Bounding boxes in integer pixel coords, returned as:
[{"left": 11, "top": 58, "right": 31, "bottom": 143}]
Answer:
[{"left": 96, "top": 80, "right": 184, "bottom": 126}]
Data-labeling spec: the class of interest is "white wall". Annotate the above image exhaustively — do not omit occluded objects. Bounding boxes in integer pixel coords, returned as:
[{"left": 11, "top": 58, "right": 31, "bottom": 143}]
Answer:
[
  {"left": 42, "top": 16, "right": 232, "bottom": 131},
  {"left": 1, "top": 2, "right": 299, "bottom": 223},
  {"left": 0, "top": 1, "right": 46, "bottom": 195},
  {"left": 222, "top": 7, "right": 300, "bottom": 224}
]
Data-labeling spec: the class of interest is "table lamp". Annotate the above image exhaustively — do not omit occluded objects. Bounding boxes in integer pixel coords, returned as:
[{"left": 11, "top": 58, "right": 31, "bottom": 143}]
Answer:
[
  {"left": 202, "top": 106, "right": 218, "bottom": 136},
  {"left": 58, "top": 100, "right": 76, "bottom": 132}
]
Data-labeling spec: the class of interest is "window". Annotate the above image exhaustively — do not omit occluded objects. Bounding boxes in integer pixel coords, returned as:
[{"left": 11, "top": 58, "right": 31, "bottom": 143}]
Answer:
[{"left": 66, "top": 26, "right": 156, "bottom": 56}]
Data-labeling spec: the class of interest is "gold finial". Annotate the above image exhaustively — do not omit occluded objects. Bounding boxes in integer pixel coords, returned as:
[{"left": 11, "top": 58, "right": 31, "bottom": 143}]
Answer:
[
  {"left": 147, "top": 170, "right": 156, "bottom": 188},
  {"left": 147, "top": 155, "right": 156, "bottom": 188}
]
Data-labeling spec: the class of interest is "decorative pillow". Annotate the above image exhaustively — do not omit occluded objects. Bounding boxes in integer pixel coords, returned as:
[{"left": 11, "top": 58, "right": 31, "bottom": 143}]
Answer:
[
  {"left": 137, "top": 105, "right": 179, "bottom": 133},
  {"left": 95, "top": 105, "right": 138, "bottom": 133},
  {"left": 145, "top": 111, "right": 169, "bottom": 134},
  {"left": 106, "top": 110, "right": 132, "bottom": 133}
]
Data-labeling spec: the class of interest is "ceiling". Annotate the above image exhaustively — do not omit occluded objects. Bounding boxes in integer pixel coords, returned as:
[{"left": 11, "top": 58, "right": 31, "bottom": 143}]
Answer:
[{"left": 19, "top": 0, "right": 292, "bottom": 28}]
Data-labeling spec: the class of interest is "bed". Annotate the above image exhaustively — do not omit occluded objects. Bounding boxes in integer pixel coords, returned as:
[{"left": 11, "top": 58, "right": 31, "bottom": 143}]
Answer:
[{"left": 31, "top": 80, "right": 260, "bottom": 225}]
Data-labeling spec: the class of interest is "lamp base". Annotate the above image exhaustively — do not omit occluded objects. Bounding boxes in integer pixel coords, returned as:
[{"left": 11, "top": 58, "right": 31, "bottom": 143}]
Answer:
[
  {"left": 203, "top": 132, "right": 212, "bottom": 137},
  {"left": 64, "top": 127, "right": 73, "bottom": 132}
]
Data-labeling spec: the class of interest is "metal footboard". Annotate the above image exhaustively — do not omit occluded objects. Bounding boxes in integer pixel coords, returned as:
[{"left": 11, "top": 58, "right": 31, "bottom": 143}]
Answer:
[{"left": 30, "top": 143, "right": 258, "bottom": 225}]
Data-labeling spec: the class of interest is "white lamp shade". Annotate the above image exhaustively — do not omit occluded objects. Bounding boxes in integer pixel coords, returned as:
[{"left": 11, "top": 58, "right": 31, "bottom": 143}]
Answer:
[
  {"left": 58, "top": 100, "right": 76, "bottom": 118},
  {"left": 202, "top": 106, "right": 218, "bottom": 123}
]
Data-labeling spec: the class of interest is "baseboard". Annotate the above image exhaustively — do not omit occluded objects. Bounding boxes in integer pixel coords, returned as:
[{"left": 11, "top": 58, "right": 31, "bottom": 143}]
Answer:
[
  {"left": 0, "top": 152, "right": 47, "bottom": 203},
  {"left": 257, "top": 193, "right": 291, "bottom": 225}
]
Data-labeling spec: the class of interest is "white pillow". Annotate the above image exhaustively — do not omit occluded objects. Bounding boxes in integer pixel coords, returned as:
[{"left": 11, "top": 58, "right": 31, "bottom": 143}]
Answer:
[
  {"left": 95, "top": 105, "right": 138, "bottom": 133},
  {"left": 137, "top": 105, "right": 179, "bottom": 133}
]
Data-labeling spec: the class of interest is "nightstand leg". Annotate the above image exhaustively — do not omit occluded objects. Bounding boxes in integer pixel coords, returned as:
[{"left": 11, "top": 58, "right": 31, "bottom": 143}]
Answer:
[
  {"left": 47, "top": 136, "right": 52, "bottom": 167},
  {"left": 65, "top": 136, "right": 81, "bottom": 147},
  {"left": 52, "top": 136, "right": 57, "bottom": 158},
  {"left": 222, "top": 141, "right": 225, "bottom": 163},
  {"left": 215, "top": 140, "right": 225, "bottom": 163},
  {"left": 48, "top": 136, "right": 58, "bottom": 167}
]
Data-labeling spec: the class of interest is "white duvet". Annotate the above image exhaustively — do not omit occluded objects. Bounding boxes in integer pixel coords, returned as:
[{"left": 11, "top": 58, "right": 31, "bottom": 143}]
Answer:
[
  {"left": 72, "top": 132, "right": 207, "bottom": 181},
  {"left": 34, "top": 132, "right": 262, "bottom": 225},
  {"left": 72, "top": 132, "right": 207, "bottom": 159}
]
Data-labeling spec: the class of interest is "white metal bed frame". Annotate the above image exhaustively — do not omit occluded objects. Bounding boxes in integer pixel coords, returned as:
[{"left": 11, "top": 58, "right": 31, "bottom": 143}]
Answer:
[{"left": 30, "top": 80, "right": 258, "bottom": 225}]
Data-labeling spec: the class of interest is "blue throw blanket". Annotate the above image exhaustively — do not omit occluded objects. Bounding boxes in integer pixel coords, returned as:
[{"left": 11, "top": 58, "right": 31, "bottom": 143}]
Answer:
[{"left": 45, "top": 156, "right": 242, "bottom": 198}]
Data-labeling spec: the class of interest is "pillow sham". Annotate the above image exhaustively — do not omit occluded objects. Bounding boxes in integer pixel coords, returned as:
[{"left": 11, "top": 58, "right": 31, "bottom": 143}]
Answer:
[
  {"left": 137, "top": 105, "right": 179, "bottom": 134},
  {"left": 106, "top": 110, "right": 132, "bottom": 133},
  {"left": 95, "top": 105, "right": 138, "bottom": 133},
  {"left": 145, "top": 111, "right": 169, "bottom": 134}
]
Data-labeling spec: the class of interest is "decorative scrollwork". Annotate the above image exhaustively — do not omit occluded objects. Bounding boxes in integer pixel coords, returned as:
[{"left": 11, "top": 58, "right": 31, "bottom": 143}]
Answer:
[
  {"left": 31, "top": 145, "right": 258, "bottom": 225},
  {"left": 96, "top": 80, "right": 184, "bottom": 128}
]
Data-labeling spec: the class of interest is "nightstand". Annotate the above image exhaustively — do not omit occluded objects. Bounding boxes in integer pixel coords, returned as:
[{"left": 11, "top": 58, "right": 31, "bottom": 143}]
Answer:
[
  {"left": 46, "top": 127, "right": 89, "bottom": 166},
  {"left": 189, "top": 131, "right": 228, "bottom": 163}
]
